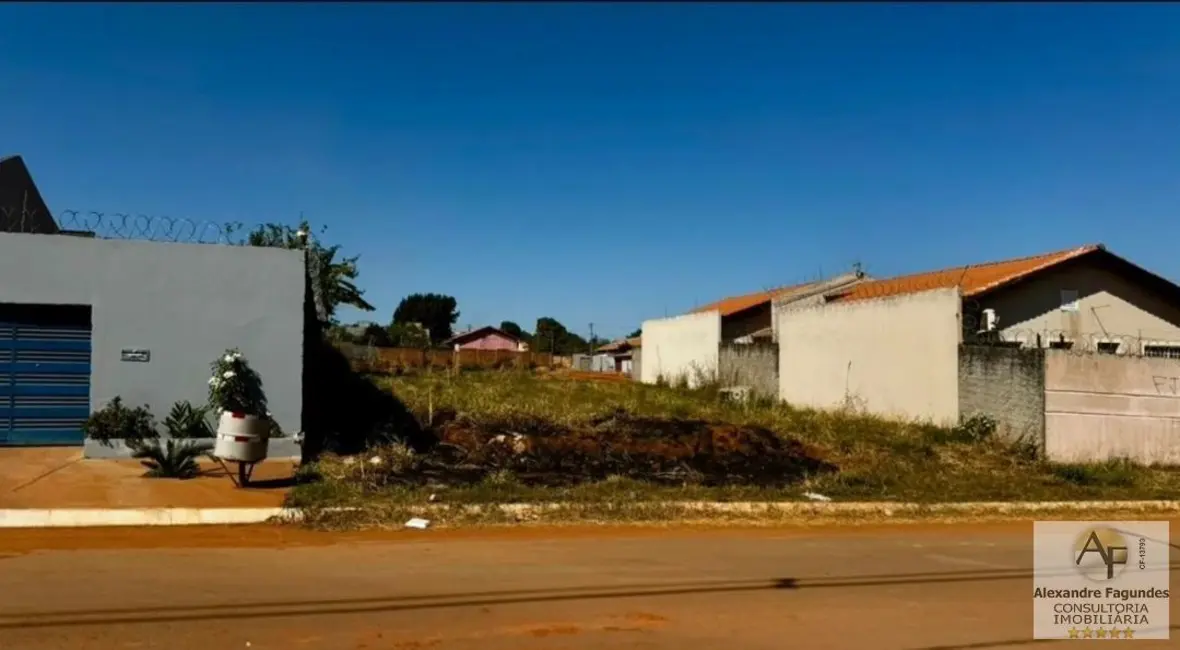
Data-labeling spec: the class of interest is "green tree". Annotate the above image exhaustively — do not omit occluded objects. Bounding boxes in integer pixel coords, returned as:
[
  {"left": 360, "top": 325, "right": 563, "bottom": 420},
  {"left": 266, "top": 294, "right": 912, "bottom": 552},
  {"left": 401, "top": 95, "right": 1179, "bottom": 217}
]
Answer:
[
  {"left": 392, "top": 293, "right": 460, "bottom": 346},
  {"left": 357, "top": 323, "right": 393, "bottom": 347},
  {"left": 532, "top": 317, "right": 589, "bottom": 355},
  {"left": 627, "top": 328, "right": 642, "bottom": 339},
  {"left": 245, "top": 221, "right": 375, "bottom": 323},
  {"left": 388, "top": 322, "right": 431, "bottom": 348},
  {"left": 499, "top": 320, "right": 530, "bottom": 342}
]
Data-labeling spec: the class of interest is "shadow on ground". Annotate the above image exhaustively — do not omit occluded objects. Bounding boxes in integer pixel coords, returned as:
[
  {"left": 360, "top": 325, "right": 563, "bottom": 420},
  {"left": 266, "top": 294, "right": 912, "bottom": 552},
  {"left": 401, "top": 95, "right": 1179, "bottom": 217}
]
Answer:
[{"left": 300, "top": 332, "right": 434, "bottom": 460}]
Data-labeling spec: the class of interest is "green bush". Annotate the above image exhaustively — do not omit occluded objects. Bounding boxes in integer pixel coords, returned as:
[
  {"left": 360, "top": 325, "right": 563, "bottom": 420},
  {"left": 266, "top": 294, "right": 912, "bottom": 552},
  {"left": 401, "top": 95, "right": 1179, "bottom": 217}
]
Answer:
[
  {"left": 163, "top": 400, "right": 214, "bottom": 439},
  {"left": 82, "top": 397, "right": 158, "bottom": 448}
]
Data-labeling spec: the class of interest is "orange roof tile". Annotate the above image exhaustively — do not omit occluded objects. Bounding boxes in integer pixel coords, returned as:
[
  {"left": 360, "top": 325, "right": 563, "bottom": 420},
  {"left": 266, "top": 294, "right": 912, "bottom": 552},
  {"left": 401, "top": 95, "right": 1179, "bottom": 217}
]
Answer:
[
  {"left": 690, "top": 281, "right": 815, "bottom": 318},
  {"left": 690, "top": 272, "right": 868, "bottom": 318},
  {"left": 825, "top": 245, "right": 1102, "bottom": 304}
]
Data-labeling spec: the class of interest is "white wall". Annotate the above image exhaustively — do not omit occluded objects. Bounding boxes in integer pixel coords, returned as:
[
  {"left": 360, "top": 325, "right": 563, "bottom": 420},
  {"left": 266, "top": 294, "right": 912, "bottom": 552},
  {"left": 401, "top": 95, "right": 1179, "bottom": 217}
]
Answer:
[
  {"left": 640, "top": 311, "right": 721, "bottom": 386},
  {"left": 1043, "top": 351, "right": 1180, "bottom": 464},
  {"left": 776, "top": 288, "right": 962, "bottom": 424}
]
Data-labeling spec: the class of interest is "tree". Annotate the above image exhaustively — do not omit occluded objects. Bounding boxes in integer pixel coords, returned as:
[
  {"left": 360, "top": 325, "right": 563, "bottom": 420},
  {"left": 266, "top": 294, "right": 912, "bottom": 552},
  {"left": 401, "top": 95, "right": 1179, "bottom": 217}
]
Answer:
[
  {"left": 628, "top": 328, "right": 642, "bottom": 338},
  {"left": 499, "top": 320, "right": 530, "bottom": 342},
  {"left": 388, "top": 322, "right": 431, "bottom": 348},
  {"left": 392, "top": 293, "right": 459, "bottom": 346},
  {"left": 532, "top": 317, "right": 589, "bottom": 355},
  {"left": 245, "top": 220, "right": 375, "bottom": 323},
  {"left": 357, "top": 324, "right": 393, "bottom": 347}
]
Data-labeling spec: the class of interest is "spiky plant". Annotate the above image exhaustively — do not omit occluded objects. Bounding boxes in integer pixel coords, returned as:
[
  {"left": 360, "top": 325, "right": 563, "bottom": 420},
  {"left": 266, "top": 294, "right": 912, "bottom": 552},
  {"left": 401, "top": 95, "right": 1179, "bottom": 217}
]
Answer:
[
  {"left": 133, "top": 439, "right": 213, "bottom": 479},
  {"left": 163, "top": 400, "right": 214, "bottom": 439}
]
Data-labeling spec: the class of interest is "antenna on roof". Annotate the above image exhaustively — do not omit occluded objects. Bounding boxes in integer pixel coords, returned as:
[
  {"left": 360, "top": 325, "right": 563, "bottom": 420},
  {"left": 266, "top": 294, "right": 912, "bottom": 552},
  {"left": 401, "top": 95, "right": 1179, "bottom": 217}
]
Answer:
[{"left": 852, "top": 260, "right": 863, "bottom": 278}]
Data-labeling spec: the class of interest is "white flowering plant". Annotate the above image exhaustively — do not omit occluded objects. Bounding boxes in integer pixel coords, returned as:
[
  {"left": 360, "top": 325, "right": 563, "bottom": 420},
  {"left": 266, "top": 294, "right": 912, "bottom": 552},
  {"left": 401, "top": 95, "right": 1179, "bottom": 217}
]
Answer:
[{"left": 207, "top": 349, "right": 269, "bottom": 417}]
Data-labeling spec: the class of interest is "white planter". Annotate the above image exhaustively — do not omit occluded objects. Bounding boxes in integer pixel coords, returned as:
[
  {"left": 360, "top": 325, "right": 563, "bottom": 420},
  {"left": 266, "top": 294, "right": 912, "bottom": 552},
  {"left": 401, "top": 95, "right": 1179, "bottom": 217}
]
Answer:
[{"left": 212, "top": 411, "right": 271, "bottom": 463}]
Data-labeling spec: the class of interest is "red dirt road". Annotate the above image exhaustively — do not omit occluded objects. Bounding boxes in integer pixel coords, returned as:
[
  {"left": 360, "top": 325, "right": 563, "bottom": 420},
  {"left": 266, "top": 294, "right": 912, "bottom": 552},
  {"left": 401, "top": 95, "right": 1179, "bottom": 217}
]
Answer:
[{"left": 0, "top": 521, "right": 1177, "bottom": 649}]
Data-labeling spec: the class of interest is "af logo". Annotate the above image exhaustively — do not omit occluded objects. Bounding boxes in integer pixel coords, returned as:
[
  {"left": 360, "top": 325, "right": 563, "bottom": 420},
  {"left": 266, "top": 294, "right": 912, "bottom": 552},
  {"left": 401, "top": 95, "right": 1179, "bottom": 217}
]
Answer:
[{"left": 1074, "top": 526, "right": 1129, "bottom": 581}]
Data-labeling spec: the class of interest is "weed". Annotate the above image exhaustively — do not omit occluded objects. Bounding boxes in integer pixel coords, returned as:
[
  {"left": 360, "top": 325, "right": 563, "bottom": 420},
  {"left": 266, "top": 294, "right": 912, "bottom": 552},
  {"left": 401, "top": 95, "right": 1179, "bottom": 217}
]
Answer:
[
  {"left": 1051, "top": 459, "right": 1139, "bottom": 488},
  {"left": 289, "top": 371, "right": 1180, "bottom": 527}
]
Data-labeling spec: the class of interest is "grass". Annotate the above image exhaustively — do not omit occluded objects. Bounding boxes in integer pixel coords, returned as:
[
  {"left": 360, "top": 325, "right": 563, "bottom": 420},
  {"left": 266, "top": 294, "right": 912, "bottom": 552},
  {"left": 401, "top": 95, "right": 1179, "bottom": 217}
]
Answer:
[{"left": 288, "top": 370, "right": 1180, "bottom": 529}]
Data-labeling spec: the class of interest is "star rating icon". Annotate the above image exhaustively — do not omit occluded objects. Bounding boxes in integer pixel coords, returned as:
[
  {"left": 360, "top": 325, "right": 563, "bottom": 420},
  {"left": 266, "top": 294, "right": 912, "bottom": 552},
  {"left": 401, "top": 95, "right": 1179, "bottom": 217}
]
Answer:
[{"left": 1066, "top": 627, "right": 1135, "bottom": 639}]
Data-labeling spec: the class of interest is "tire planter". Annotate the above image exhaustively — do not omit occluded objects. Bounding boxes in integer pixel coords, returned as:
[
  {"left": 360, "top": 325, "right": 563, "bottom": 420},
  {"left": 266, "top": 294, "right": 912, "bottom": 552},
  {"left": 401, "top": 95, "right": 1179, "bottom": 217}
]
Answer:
[{"left": 212, "top": 411, "right": 271, "bottom": 463}]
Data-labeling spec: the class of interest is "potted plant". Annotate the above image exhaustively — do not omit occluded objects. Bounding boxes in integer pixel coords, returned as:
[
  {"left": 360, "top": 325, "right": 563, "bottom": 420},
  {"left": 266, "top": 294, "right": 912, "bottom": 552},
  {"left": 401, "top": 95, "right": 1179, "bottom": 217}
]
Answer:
[{"left": 208, "top": 349, "right": 271, "bottom": 464}]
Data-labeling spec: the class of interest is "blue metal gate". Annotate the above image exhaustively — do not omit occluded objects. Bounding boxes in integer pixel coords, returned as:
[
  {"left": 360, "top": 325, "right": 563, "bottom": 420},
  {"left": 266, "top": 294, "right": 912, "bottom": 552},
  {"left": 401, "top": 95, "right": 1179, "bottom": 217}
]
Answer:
[{"left": 0, "top": 312, "right": 92, "bottom": 446}]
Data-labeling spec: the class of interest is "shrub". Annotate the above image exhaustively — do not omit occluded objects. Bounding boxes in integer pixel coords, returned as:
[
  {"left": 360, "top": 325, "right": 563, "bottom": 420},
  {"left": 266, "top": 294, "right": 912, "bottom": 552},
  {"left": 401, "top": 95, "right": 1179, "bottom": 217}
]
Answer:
[
  {"left": 133, "top": 439, "right": 213, "bottom": 479},
  {"left": 207, "top": 349, "right": 269, "bottom": 416},
  {"left": 163, "top": 400, "right": 214, "bottom": 439},
  {"left": 1051, "top": 459, "right": 1139, "bottom": 488},
  {"left": 82, "top": 397, "right": 157, "bottom": 448}
]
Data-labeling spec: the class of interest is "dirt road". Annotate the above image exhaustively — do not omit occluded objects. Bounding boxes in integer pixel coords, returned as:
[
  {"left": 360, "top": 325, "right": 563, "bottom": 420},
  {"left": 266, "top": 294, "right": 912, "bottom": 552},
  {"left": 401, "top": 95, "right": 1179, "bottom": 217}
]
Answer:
[{"left": 1, "top": 521, "right": 1176, "bottom": 649}]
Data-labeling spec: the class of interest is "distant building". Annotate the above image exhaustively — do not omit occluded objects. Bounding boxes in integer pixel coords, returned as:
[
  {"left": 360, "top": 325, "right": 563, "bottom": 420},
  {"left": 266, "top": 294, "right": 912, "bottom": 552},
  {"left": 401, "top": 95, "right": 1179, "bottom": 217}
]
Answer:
[
  {"left": 444, "top": 326, "right": 528, "bottom": 352},
  {"left": 595, "top": 336, "right": 642, "bottom": 374}
]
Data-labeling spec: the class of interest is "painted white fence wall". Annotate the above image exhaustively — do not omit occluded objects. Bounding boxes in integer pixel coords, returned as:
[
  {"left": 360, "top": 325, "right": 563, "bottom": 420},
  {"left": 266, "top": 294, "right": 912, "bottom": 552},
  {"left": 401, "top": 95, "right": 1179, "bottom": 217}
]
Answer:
[
  {"left": 776, "top": 288, "right": 962, "bottom": 424},
  {"left": 640, "top": 311, "right": 721, "bottom": 387},
  {"left": 1044, "top": 351, "right": 1180, "bottom": 464}
]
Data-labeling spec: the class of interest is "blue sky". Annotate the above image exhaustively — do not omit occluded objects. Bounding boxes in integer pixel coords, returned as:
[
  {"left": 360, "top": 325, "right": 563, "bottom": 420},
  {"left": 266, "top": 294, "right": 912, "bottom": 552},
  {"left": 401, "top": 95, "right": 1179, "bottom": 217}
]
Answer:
[{"left": 3, "top": 4, "right": 1180, "bottom": 339}]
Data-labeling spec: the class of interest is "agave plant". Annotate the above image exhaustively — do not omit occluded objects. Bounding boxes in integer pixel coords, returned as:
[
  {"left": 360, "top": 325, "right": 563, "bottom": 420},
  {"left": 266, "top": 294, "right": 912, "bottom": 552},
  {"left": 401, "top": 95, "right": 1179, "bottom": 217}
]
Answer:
[
  {"left": 133, "top": 439, "right": 213, "bottom": 479},
  {"left": 163, "top": 400, "right": 214, "bottom": 439}
]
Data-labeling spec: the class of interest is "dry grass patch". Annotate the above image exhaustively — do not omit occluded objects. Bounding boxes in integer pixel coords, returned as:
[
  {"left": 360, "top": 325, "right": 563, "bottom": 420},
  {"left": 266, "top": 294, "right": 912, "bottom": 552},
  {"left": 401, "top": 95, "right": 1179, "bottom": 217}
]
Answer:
[{"left": 288, "top": 370, "right": 1180, "bottom": 529}]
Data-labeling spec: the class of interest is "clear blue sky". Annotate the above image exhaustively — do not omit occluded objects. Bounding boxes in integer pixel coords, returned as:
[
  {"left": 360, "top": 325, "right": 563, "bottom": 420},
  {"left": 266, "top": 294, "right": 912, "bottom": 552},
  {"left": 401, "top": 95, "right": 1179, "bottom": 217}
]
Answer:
[{"left": 3, "top": 4, "right": 1179, "bottom": 339}]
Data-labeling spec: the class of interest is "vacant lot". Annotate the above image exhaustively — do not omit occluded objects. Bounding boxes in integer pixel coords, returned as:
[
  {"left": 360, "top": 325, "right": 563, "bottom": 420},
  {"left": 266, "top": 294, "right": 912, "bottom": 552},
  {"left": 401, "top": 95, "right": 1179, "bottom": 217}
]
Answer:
[{"left": 289, "top": 371, "right": 1180, "bottom": 528}]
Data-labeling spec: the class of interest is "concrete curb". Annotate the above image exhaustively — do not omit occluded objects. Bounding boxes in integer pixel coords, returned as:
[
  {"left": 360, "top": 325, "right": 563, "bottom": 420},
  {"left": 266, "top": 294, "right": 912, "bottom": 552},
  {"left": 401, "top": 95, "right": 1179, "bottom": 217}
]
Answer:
[
  {"left": 2, "top": 500, "right": 1179, "bottom": 529},
  {"left": 0, "top": 507, "right": 303, "bottom": 528}
]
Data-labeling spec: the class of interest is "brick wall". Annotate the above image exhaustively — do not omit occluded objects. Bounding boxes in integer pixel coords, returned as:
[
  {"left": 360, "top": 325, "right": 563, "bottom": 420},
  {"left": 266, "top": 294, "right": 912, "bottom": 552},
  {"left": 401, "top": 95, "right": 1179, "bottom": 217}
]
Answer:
[
  {"left": 958, "top": 345, "right": 1046, "bottom": 447},
  {"left": 719, "top": 343, "right": 778, "bottom": 398}
]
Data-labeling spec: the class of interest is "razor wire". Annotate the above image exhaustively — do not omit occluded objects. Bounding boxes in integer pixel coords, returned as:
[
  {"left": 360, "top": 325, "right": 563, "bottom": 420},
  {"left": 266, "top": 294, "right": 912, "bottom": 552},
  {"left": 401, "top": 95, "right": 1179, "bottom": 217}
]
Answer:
[
  {"left": 1, "top": 206, "right": 331, "bottom": 323},
  {"left": 1, "top": 206, "right": 250, "bottom": 244},
  {"left": 961, "top": 297, "right": 1180, "bottom": 359}
]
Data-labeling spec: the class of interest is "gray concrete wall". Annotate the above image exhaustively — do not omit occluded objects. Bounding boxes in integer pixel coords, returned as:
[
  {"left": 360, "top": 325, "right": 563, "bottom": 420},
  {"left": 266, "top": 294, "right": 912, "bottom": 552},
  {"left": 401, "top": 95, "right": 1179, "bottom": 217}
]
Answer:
[
  {"left": 776, "top": 288, "right": 962, "bottom": 424},
  {"left": 718, "top": 343, "right": 778, "bottom": 398},
  {"left": 958, "top": 345, "right": 1046, "bottom": 447},
  {"left": 1043, "top": 350, "right": 1180, "bottom": 464},
  {"left": 630, "top": 347, "right": 642, "bottom": 381},
  {"left": 0, "top": 233, "right": 306, "bottom": 450}
]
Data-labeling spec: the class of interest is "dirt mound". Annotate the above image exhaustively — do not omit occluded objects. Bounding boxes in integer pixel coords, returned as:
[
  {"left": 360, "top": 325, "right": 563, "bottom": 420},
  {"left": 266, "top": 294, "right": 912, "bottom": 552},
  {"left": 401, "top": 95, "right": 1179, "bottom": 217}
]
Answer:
[{"left": 434, "top": 408, "right": 835, "bottom": 486}]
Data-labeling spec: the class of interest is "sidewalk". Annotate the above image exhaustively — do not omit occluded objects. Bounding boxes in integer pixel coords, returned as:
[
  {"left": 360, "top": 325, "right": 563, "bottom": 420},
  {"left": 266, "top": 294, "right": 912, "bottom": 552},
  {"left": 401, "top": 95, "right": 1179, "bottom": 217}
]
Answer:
[{"left": 0, "top": 448, "right": 297, "bottom": 509}]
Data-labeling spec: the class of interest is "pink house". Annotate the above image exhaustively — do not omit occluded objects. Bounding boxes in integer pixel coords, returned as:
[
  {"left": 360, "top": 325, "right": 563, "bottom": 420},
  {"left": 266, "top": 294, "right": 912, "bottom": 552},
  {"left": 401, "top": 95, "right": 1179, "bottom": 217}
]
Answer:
[{"left": 444, "top": 326, "right": 528, "bottom": 352}]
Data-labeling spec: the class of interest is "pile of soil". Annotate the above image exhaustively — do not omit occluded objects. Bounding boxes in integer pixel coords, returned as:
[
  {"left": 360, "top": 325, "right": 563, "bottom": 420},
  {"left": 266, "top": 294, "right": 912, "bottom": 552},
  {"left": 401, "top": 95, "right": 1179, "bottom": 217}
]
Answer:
[{"left": 432, "top": 408, "right": 836, "bottom": 486}]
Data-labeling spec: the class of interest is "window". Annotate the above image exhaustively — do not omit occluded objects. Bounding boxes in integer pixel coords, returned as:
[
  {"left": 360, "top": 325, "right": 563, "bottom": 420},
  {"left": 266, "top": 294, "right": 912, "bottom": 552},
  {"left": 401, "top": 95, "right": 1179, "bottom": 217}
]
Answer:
[
  {"left": 1144, "top": 344, "right": 1180, "bottom": 360},
  {"left": 1059, "top": 289, "right": 1079, "bottom": 312},
  {"left": 1096, "top": 341, "right": 1120, "bottom": 355},
  {"left": 1046, "top": 334, "right": 1073, "bottom": 350}
]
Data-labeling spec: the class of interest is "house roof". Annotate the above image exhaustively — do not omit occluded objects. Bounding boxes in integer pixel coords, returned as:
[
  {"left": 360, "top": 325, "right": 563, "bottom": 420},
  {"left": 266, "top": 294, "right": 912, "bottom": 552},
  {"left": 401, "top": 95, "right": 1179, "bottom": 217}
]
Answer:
[
  {"left": 690, "top": 272, "right": 867, "bottom": 318},
  {"left": 824, "top": 245, "right": 1105, "bottom": 304},
  {"left": 444, "top": 325, "right": 520, "bottom": 345},
  {"left": 595, "top": 336, "right": 642, "bottom": 354},
  {"left": 0, "top": 154, "right": 59, "bottom": 235}
]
